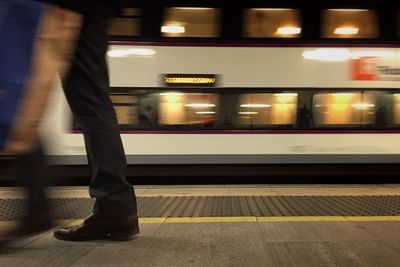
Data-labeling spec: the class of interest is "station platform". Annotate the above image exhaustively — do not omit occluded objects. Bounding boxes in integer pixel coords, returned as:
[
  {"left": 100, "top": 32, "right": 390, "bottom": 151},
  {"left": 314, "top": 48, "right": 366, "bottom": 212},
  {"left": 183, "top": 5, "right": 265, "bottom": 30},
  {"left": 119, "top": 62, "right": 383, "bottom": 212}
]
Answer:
[{"left": 0, "top": 184, "right": 400, "bottom": 266}]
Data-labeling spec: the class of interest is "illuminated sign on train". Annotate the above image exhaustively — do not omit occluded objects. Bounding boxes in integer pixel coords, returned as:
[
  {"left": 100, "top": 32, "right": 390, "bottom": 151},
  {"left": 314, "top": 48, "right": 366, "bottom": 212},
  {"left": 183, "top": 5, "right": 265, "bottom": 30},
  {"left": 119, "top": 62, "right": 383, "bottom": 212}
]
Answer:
[
  {"left": 163, "top": 74, "right": 217, "bottom": 87},
  {"left": 351, "top": 57, "right": 400, "bottom": 81}
]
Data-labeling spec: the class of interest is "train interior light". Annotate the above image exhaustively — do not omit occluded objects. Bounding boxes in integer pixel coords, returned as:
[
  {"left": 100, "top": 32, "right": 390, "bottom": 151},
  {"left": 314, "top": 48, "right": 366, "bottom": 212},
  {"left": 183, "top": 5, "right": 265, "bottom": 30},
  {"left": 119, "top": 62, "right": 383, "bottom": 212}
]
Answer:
[
  {"left": 275, "top": 26, "right": 302, "bottom": 35},
  {"left": 334, "top": 27, "right": 360, "bottom": 35},
  {"left": 161, "top": 25, "right": 185, "bottom": 34}
]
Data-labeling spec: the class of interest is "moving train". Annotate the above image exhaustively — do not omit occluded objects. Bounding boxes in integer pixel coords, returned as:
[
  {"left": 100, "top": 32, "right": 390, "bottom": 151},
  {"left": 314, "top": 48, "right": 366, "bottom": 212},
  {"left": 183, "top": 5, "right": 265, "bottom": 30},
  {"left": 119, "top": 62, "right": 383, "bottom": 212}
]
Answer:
[{"left": 39, "top": 1, "right": 400, "bottom": 177}]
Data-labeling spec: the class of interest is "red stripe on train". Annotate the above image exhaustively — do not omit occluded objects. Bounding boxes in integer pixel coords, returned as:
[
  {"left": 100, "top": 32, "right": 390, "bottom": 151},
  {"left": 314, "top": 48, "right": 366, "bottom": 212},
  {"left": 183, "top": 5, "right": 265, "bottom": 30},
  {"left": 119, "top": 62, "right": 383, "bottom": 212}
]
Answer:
[{"left": 68, "top": 130, "right": 400, "bottom": 134}]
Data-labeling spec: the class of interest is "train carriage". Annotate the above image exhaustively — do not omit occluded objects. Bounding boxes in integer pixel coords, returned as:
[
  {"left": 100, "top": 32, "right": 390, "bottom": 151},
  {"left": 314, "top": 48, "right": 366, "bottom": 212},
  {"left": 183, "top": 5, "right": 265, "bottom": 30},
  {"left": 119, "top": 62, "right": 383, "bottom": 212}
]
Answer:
[{"left": 40, "top": 0, "right": 400, "bottom": 178}]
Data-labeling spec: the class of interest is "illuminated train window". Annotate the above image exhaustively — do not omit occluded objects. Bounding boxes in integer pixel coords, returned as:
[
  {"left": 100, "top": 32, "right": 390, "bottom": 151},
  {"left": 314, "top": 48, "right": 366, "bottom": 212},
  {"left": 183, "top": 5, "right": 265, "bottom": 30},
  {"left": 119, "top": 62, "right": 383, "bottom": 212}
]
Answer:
[
  {"left": 398, "top": 11, "right": 400, "bottom": 37},
  {"left": 322, "top": 9, "right": 378, "bottom": 39},
  {"left": 110, "top": 95, "right": 139, "bottom": 125},
  {"left": 238, "top": 93, "right": 298, "bottom": 126},
  {"left": 313, "top": 92, "right": 376, "bottom": 126},
  {"left": 162, "top": 7, "right": 221, "bottom": 37},
  {"left": 243, "top": 8, "right": 301, "bottom": 38},
  {"left": 109, "top": 8, "right": 142, "bottom": 36},
  {"left": 392, "top": 94, "right": 400, "bottom": 124},
  {"left": 159, "top": 93, "right": 218, "bottom": 126}
]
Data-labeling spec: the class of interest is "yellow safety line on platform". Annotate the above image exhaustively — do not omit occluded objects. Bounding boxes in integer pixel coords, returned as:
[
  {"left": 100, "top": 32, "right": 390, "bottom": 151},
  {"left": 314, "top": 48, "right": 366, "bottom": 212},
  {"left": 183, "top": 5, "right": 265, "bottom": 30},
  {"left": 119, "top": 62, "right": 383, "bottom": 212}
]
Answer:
[
  {"left": 140, "top": 217, "right": 167, "bottom": 224},
  {"left": 165, "top": 217, "right": 258, "bottom": 223},
  {"left": 257, "top": 216, "right": 349, "bottom": 222},
  {"left": 1, "top": 216, "right": 400, "bottom": 227}
]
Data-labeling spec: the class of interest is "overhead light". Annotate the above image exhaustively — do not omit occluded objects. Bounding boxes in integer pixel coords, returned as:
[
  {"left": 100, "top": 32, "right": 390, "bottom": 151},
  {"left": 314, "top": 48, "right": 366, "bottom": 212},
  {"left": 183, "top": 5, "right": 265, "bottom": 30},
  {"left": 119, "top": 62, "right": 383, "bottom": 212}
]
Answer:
[
  {"left": 303, "top": 48, "right": 350, "bottom": 61},
  {"left": 239, "top": 112, "right": 259, "bottom": 115},
  {"left": 276, "top": 27, "right": 301, "bottom": 35},
  {"left": 107, "top": 48, "right": 156, "bottom": 57},
  {"left": 161, "top": 25, "right": 185, "bottom": 33},
  {"left": 196, "top": 111, "right": 216, "bottom": 114},
  {"left": 160, "top": 92, "right": 184, "bottom": 96},
  {"left": 328, "top": 9, "right": 368, "bottom": 12},
  {"left": 274, "top": 93, "right": 298, "bottom": 97},
  {"left": 334, "top": 27, "right": 359, "bottom": 35},
  {"left": 240, "top": 104, "right": 271, "bottom": 108},
  {"left": 185, "top": 103, "right": 216, "bottom": 108},
  {"left": 351, "top": 103, "right": 375, "bottom": 109}
]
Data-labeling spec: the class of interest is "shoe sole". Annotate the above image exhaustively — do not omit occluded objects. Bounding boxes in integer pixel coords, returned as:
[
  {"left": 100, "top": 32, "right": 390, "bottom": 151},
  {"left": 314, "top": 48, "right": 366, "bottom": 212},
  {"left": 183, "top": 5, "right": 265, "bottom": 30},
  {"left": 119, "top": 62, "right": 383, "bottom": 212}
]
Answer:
[{"left": 53, "top": 228, "right": 140, "bottom": 242}]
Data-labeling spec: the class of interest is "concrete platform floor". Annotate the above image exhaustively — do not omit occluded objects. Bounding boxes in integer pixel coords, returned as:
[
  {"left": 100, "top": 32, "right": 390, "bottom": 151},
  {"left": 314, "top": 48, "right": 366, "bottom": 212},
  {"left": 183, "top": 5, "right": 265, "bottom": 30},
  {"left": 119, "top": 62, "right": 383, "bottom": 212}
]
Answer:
[
  {"left": 0, "top": 185, "right": 399, "bottom": 266},
  {"left": 0, "top": 218, "right": 399, "bottom": 266}
]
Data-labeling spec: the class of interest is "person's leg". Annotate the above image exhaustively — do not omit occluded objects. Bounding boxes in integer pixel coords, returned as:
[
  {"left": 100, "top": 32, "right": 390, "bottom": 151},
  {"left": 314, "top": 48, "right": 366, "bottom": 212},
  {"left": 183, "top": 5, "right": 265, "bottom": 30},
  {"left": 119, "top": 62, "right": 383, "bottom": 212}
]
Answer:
[
  {"left": 0, "top": 144, "right": 52, "bottom": 248},
  {"left": 0, "top": 5, "right": 81, "bottom": 248},
  {"left": 19, "top": 145, "right": 49, "bottom": 216},
  {"left": 61, "top": 11, "right": 137, "bottom": 218}
]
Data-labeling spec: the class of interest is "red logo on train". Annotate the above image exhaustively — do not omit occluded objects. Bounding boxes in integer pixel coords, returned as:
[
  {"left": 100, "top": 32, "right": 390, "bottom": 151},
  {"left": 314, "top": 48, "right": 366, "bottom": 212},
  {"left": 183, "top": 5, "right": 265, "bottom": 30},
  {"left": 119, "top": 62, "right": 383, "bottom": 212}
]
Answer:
[{"left": 351, "top": 57, "right": 379, "bottom": 81}]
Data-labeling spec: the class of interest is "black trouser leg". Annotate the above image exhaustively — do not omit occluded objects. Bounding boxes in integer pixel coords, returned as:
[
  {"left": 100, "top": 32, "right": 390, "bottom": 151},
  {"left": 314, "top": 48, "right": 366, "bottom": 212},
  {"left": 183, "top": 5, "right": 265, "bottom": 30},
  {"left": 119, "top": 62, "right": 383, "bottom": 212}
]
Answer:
[
  {"left": 62, "top": 12, "right": 137, "bottom": 217},
  {"left": 18, "top": 145, "right": 49, "bottom": 216}
]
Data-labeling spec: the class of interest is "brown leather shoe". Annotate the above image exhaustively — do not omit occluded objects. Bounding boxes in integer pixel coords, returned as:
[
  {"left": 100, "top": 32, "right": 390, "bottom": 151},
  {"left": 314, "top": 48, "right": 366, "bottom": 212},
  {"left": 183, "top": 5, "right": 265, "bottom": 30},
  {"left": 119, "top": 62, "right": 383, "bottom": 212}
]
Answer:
[
  {"left": 53, "top": 214, "right": 140, "bottom": 241},
  {"left": 0, "top": 212, "right": 53, "bottom": 248}
]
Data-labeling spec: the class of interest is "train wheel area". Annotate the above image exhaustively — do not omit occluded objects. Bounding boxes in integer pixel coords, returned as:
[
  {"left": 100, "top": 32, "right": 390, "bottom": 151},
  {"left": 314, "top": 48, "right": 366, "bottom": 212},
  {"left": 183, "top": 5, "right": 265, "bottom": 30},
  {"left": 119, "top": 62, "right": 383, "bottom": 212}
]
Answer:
[{"left": 0, "top": 184, "right": 399, "bottom": 266}]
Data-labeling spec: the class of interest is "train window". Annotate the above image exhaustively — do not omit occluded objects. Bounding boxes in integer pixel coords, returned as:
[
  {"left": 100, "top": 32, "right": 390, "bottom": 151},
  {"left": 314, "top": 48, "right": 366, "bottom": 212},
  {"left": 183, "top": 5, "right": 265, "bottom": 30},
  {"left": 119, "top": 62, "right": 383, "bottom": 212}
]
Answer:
[
  {"left": 322, "top": 9, "right": 378, "bottom": 39},
  {"left": 238, "top": 93, "right": 298, "bottom": 127},
  {"left": 110, "top": 95, "right": 139, "bottom": 125},
  {"left": 161, "top": 7, "right": 221, "bottom": 37},
  {"left": 373, "top": 92, "right": 392, "bottom": 127},
  {"left": 159, "top": 92, "right": 218, "bottom": 126},
  {"left": 313, "top": 92, "right": 376, "bottom": 126},
  {"left": 392, "top": 94, "right": 400, "bottom": 125},
  {"left": 243, "top": 8, "right": 301, "bottom": 38},
  {"left": 398, "top": 11, "right": 400, "bottom": 38},
  {"left": 108, "top": 8, "right": 142, "bottom": 37}
]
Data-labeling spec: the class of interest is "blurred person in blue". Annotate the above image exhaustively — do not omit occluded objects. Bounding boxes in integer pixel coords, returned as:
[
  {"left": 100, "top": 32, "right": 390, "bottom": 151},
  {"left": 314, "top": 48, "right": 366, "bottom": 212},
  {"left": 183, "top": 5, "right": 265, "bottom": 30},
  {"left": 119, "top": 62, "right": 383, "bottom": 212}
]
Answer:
[{"left": 0, "top": 0, "right": 139, "bottom": 246}]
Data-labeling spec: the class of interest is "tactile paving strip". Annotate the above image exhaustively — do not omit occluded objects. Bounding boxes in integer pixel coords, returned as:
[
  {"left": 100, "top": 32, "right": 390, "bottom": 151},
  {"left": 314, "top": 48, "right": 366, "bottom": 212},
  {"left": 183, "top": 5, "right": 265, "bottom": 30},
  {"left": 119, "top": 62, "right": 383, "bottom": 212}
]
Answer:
[{"left": 0, "top": 196, "right": 399, "bottom": 220}]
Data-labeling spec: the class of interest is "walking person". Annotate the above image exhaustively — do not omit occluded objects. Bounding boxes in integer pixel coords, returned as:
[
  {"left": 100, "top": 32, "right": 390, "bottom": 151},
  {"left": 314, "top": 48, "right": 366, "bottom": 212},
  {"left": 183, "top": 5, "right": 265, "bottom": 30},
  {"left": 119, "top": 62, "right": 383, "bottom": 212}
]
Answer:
[
  {"left": 0, "top": 0, "right": 139, "bottom": 245},
  {"left": 0, "top": 0, "right": 82, "bottom": 246},
  {"left": 53, "top": 1, "right": 139, "bottom": 241}
]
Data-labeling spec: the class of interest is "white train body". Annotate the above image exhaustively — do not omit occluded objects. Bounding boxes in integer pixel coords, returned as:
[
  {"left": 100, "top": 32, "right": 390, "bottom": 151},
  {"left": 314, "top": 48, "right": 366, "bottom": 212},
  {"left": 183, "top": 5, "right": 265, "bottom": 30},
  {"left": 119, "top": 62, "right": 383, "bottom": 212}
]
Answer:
[{"left": 41, "top": 43, "right": 400, "bottom": 165}]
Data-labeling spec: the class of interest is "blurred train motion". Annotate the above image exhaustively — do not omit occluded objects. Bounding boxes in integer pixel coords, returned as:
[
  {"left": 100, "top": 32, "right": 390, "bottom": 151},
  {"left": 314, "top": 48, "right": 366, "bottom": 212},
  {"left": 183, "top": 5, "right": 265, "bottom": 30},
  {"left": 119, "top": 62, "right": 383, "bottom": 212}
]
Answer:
[{"left": 38, "top": 1, "right": 400, "bottom": 177}]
